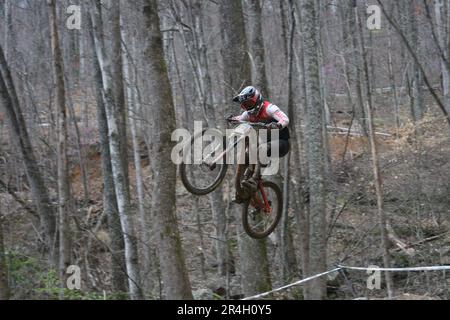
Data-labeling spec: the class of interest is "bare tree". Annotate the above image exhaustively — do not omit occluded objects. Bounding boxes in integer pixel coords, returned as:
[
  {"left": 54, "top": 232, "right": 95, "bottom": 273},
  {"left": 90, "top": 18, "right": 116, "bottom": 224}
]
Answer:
[
  {"left": 90, "top": 0, "right": 143, "bottom": 300},
  {"left": 142, "top": 0, "right": 193, "bottom": 300},
  {"left": 167, "top": 0, "right": 231, "bottom": 278},
  {"left": 3, "top": 0, "right": 12, "bottom": 61},
  {"left": 220, "top": 0, "right": 252, "bottom": 116},
  {"left": 429, "top": 0, "right": 450, "bottom": 114},
  {"left": 348, "top": 0, "right": 368, "bottom": 135},
  {"left": 0, "top": 214, "right": 9, "bottom": 300},
  {"left": 87, "top": 16, "right": 129, "bottom": 295},
  {"left": 0, "top": 44, "right": 57, "bottom": 265},
  {"left": 408, "top": 0, "right": 425, "bottom": 121},
  {"left": 377, "top": 0, "right": 450, "bottom": 128},
  {"left": 48, "top": 0, "right": 72, "bottom": 288},
  {"left": 278, "top": 0, "right": 301, "bottom": 285},
  {"left": 299, "top": 0, "right": 327, "bottom": 300},
  {"left": 356, "top": 1, "right": 395, "bottom": 298},
  {"left": 289, "top": 2, "right": 311, "bottom": 289},
  {"left": 220, "top": 0, "right": 272, "bottom": 297},
  {"left": 245, "top": 0, "right": 269, "bottom": 94},
  {"left": 123, "top": 35, "right": 153, "bottom": 293},
  {"left": 107, "top": 0, "right": 130, "bottom": 197}
]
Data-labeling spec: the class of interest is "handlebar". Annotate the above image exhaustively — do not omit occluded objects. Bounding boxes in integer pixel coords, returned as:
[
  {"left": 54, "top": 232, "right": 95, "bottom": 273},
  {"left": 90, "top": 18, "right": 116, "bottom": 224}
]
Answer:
[{"left": 227, "top": 119, "right": 268, "bottom": 129}]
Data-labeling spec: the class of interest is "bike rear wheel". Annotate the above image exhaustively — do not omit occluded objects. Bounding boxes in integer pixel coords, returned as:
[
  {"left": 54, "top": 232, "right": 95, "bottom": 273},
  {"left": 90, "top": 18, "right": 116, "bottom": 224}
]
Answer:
[
  {"left": 179, "top": 129, "right": 228, "bottom": 196},
  {"left": 242, "top": 180, "right": 282, "bottom": 239}
]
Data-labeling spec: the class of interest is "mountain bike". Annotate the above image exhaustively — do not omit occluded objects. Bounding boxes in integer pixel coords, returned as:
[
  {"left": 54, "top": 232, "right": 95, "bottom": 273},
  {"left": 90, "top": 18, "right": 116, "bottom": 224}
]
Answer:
[{"left": 179, "top": 120, "right": 282, "bottom": 239}]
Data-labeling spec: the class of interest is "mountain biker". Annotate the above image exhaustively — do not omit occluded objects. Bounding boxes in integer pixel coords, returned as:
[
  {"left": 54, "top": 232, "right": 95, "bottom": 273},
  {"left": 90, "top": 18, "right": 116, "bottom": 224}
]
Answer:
[{"left": 228, "top": 86, "right": 290, "bottom": 201}]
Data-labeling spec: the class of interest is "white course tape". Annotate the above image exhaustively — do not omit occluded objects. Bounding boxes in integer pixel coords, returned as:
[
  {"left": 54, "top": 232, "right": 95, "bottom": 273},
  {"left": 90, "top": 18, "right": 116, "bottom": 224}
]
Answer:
[
  {"left": 242, "top": 264, "right": 450, "bottom": 300},
  {"left": 242, "top": 267, "right": 342, "bottom": 300},
  {"left": 338, "top": 265, "right": 450, "bottom": 272}
]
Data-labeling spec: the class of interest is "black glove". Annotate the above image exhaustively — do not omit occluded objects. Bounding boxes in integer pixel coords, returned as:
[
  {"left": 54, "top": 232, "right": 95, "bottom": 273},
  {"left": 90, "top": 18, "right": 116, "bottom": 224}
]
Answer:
[
  {"left": 267, "top": 122, "right": 281, "bottom": 130},
  {"left": 227, "top": 115, "right": 237, "bottom": 123}
]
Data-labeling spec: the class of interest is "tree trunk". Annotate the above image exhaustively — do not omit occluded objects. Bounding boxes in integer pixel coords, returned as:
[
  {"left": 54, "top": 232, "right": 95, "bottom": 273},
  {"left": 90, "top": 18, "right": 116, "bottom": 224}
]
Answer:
[
  {"left": 279, "top": 155, "right": 299, "bottom": 284},
  {"left": 435, "top": 0, "right": 450, "bottom": 114},
  {"left": 210, "top": 190, "right": 230, "bottom": 277},
  {"left": 171, "top": 1, "right": 232, "bottom": 278},
  {"left": 65, "top": 82, "right": 90, "bottom": 205},
  {"left": 123, "top": 37, "right": 153, "bottom": 293},
  {"left": 107, "top": 0, "right": 130, "bottom": 198},
  {"left": 87, "top": 15, "right": 129, "bottom": 295},
  {"left": 48, "top": 0, "right": 72, "bottom": 290},
  {"left": 409, "top": 0, "right": 425, "bottom": 121},
  {"left": 277, "top": 0, "right": 300, "bottom": 285},
  {"left": 79, "top": 17, "right": 89, "bottom": 129},
  {"left": 192, "top": 3, "right": 233, "bottom": 278},
  {"left": 367, "top": 107, "right": 396, "bottom": 298},
  {"left": 292, "top": 5, "right": 311, "bottom": 288},
  {"left": 142, "top": 0, "right": 193, "bottom": 300},
  {"left": 3, "top": 0, "right": 12, "bottom": 61},
  {"left": 0, "top": 44, "right": 57, "bottom": 265},
  {"left": 220, "top": 0, "right": 252, "bottom": 116},
  {"left": 220, "top": 0, "right": 272, "bottom": 297},
  {"left": 348, "top": 0, "right": 368, "bottom": 136},
  {"left": 356, "top": 2, "right": 395, "bottom": 298},
  {"left": 299, "top": 0, "right": 327, "bottom": 300},
  {"left": 90, "top": 1, "right": 143, "bottom": 300},
  {"left": 0, "top": 215, "right": 10, "bottom": 300},
  {"left": 236, "top": 228, "right": 272, "bottom": 296},
  {"left": 387, "top": 27, "right": 401, "bottom": 134},
  {"left": 246, "top": 0, "right": 269, "bottom": 95}
]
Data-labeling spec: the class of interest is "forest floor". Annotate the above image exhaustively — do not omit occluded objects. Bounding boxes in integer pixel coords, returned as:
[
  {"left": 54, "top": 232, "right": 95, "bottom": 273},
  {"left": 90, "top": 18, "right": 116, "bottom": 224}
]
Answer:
[{"left": 1, "top": 96, "right": 449, "bottom": 300}]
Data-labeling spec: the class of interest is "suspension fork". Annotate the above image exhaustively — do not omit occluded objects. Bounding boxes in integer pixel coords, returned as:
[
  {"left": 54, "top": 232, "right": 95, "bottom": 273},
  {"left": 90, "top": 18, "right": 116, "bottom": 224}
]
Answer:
[
  {"left": 250, "top": 180, "right": 272, "bottom": 214},
  {"left": 258, "top": 180, "right": 272, "bottom": 213}
]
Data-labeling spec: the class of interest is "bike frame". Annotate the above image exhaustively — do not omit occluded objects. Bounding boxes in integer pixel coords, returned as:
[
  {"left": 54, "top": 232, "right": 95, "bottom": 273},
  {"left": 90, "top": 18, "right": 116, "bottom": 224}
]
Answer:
[
  {"left": 251, "top": 180, "right": 272, "bottom": 214},
  {"left": 203, "top": 121, "right": 272, "bottom": 213},
  {"left": 205, "top": 121, "right": 267, "bottom": 167}
]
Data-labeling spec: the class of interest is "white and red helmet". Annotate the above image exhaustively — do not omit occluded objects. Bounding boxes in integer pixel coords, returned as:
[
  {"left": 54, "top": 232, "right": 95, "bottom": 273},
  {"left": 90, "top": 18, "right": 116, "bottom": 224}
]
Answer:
[{"left": 233, "top": 86, "right": 264, "bottom": 115}]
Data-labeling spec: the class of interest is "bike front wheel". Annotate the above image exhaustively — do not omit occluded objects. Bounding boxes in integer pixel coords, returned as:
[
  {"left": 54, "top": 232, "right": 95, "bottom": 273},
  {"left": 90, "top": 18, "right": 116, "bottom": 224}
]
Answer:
[
  {"left": 179, "top": 129, "right": 228, "bottom": 196},
  {"left": 242, "top": 180, "right": 282, "bottom": 239}
]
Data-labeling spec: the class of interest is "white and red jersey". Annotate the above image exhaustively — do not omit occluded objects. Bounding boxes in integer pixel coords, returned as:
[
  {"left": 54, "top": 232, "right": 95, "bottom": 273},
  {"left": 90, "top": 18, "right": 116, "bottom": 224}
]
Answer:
[
  {"left": 236, "top": 101, "right": 289, "bottom": 128},
  {"left": 234, "top": 101, "right": 290, "bottom": 140}
]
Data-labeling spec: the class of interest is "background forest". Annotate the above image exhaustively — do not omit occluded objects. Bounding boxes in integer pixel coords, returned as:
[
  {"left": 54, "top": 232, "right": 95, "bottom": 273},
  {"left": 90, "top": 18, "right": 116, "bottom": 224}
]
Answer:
[{"left": 0, "top": 0, "right": 449, "bottom": 300}]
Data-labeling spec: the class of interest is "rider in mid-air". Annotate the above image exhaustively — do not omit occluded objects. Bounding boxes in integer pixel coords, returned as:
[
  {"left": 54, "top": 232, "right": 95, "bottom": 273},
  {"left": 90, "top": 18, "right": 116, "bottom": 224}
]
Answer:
[{"left": 228, "top": 86, "right": 291, "bottom": 201}]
